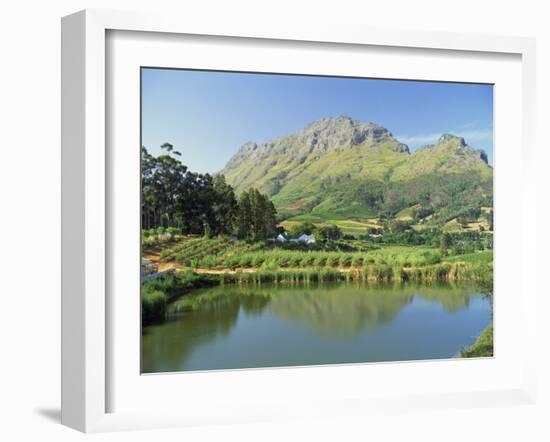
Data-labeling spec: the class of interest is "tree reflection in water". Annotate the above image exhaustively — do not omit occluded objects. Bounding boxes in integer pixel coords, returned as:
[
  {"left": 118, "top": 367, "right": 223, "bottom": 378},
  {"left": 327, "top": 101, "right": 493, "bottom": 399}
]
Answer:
[{"left": 141, "top": 282, "right": 489, "bottom": 373}]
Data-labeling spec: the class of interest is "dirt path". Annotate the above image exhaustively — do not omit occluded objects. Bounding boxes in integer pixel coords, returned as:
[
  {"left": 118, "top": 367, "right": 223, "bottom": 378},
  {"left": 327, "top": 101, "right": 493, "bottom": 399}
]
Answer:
[
  {"left": 143, "top": 248, "right": 173, "bottom": 272},
  {"left": 142, "top": 249, "right": 257, "bottom": 274}
]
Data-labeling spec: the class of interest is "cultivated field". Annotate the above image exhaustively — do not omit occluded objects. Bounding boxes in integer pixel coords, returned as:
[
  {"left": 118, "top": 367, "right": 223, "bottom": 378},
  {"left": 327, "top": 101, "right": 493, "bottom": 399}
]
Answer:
[{"left": 143, "top": 235, "right": 493, "bottom": 284}]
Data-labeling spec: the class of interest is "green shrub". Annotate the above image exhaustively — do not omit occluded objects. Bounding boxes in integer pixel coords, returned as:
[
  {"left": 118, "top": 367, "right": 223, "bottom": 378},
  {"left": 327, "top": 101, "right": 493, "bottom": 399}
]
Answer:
[
  {"left": 461, "top": 325, "right": 493, "bottom": 357},
  {"left": 351, "top": 255, "right": 364, "bottom": 267},
  {"left": 261, "top": 260, "right": 279, "bottom": 271},
  {"left": 251, "top": 254, "right": 266, "bottom": 267},
  {"left": 300, "top": 254, "right": 316, "bottom": 267},
  {"left": 141, "top": 290, "right": 166, "bottom": 325},
  {"left": 340, "top": 255, "right": 353, "bottom": 267},
  {"left": 327, "top": 255, "right": 340, "bottom": 267},
  {"left": 289, "top": 254, "right": 303, "bottom": 267},
  {"left": 239, "top": 255, "right": 254, "bottom": 268},
  {"left": 142, "top": 273, "right": 176, "bottom": 295},
  {"left": 314, "top": 255, "right": 327, "bottom": 266},
  {"left": 167, "top": 226, "right": 181, "bottom": 236},
  {"left": 424, "top": 251, "right": 441, "bottom": 265},
  {"left": 198, "top": 255, "right": 217, "bottom": 268}
]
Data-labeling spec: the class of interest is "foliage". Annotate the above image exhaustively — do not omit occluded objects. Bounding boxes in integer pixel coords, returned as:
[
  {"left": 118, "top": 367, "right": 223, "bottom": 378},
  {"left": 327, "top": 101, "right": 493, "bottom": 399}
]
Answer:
[
  {"left": 156, "top": 236, "right": 491, "bottom": 287},
  {"left": 141, "top": 226, "right": 183, "bottom": 247},
  {"left": 215, "top": 257, "right": 492, "bottom": 285},
  {"left": 362, "top": 228, "right": 492, "bottom": 254},
  {"left": 440, "top": 232, "right": 452, "bottom": 255},
  {"left": 142, "top": 146, "right": 239, "bottom": 235},
  {"left": 236, "top": 188, "right": 277, "bottom": 241},
  {"left": 142, "top": 273, "right": 186, "bottom": 299},
  {"left": 288, "top": 221, "right": 316, "bottom": 237},
  {"left": 316, "top": 225, "right": 343, "bottom": 240},
  {"left": 142, "top": 145, "right": 279, "bottom": 242},
  {"left": 461, "top": 325, "right": 493, "bottom": 357},
  {"left": 141, "top": 290, "right": 166, "bottom": 325},
  {"left": 388, "top": 219, "right": 412, "bottom": 233},
  {"left": 220, "top": 268, "right": 343, "bottom": 284},
  {"left": 141, "top": 270, "right": 218, "bottom": 324},
  {"left": 143, "top": 240, "right": 492, "bottom": 326}
]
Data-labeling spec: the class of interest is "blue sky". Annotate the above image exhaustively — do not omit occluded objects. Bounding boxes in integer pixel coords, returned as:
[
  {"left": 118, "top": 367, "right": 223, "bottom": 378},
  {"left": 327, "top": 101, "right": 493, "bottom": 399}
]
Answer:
[{"left": 142, "top": 68, "right": 493, "bottom": 173}]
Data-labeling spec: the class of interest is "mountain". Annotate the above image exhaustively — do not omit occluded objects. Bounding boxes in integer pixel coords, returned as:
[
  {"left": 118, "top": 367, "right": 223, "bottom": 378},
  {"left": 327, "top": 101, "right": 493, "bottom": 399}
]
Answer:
[{"left": 220, "top": 116, "right": 492, "bottom": 225}]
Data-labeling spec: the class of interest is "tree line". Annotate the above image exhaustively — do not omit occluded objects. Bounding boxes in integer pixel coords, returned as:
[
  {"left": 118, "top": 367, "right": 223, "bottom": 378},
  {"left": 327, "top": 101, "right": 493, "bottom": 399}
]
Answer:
[
  {"left": 287, "top": 221, "right": 343, "bottom": 240},
  {"left": 142, "top": 144, "right": 277, "bottom": 239}
]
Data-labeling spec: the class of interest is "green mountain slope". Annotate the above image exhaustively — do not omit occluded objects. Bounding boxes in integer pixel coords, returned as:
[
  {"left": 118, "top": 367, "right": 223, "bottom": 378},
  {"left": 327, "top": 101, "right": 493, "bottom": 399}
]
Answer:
[{"left": 220, "top": 116, "right": 492, "bottom": 225}]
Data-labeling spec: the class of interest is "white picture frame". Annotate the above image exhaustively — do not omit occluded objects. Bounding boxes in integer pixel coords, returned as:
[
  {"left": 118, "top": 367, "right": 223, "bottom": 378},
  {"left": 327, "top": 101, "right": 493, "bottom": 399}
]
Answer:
[{"left": 61, "top": 9, "right": 537, "bottom": 433}]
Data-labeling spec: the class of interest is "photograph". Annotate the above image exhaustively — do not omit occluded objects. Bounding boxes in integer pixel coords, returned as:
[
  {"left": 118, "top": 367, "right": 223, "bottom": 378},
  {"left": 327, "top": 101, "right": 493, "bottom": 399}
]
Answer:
[
  {"left": 1, "top": 0, "right": 544, "bottom": 438},
  {"left": 140, "top": 68, "right": 494, "bottom": 374}
]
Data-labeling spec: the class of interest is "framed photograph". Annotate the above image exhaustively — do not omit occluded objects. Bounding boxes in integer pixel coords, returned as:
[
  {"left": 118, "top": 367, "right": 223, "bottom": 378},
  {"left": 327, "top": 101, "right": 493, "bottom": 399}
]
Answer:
[{"left": 61, "top": 9, "right": 537, "bottom": 432}]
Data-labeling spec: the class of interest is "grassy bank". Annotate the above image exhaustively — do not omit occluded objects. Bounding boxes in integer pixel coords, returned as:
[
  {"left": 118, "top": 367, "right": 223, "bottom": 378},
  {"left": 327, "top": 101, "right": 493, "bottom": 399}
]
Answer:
[
  {"left": 141, "top": 270, "right": 218, "bottom": 325},
  {"left": 143, "top": 240, "right": 492, "bottom": 324},
  {"left": 461, "top": 325, "right": 493, "bottom": 357},
  {"left": 220, "top": 268, "right": 343, "bottom": 284},
  {"left": 142, "top": 259, "right": 492, "bottom": 326},
  {"left": 220, "top": 260, "right": 492, "bottom": 285}
]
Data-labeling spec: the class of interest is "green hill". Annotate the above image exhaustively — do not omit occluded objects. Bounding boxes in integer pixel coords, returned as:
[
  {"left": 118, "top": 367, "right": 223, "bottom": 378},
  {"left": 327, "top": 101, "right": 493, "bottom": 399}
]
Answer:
[{"left": 220, "top": 116, "right": 492, "bottom": 226}]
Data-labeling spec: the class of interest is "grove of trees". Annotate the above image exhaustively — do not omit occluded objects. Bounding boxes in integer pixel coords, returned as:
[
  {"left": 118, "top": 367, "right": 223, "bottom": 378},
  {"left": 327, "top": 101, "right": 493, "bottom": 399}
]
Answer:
[
  {"left": 235, "top": 189, "right": 278, "bottom": 241},
  {"left": 141, "top": 144, "right": 277, "bottom": 240},
  {"left": 287, "top": 222, "right": 343, "bottom": 241}
]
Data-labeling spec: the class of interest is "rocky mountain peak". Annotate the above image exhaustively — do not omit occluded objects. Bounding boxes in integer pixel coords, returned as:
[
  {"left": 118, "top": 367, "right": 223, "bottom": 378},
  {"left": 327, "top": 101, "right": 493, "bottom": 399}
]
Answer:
[
  {"left": 223, "top": 141, "right": 258, "bottom": 170},
  {"left": 295, "top": 116, "right": 409, "bottom": 154},
  {"left": 412, "top": 133, "right": 490, "bottom": 169},
  {"left": 220, "top": 117, "right": 492, "bottom": 221},
  {"left": 222, "top": 117, "right": 411, "bottom": 174},
  {"left": 438, "top": 133, "right": 466, "bottom": 147},
  {"left": 240, "top": 141, "right": 258, "bottom": 152}
]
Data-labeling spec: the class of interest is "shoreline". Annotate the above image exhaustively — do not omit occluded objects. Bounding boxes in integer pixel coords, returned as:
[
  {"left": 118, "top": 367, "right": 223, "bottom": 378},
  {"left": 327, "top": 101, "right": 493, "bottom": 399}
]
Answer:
[
  {"left": 460, "top": 325, "right": 494, "bottom": 358},
  {"left": 143, "top": 254, "right": 492, "bottom": 284}
]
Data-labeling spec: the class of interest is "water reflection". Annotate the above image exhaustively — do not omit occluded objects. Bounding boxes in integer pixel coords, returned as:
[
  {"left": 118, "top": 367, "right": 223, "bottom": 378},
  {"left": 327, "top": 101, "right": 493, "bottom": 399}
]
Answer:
[
  {"left": 141, "top": 282, "right": 491, "bottom": 373},
  {"left": 267, "top": 286, "right": 413, "bottom": 335}
]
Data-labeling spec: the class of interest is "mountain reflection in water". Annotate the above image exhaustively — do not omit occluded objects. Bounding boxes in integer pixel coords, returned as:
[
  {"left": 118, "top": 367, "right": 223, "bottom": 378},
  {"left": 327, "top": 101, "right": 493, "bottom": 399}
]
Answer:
[{"left": 141, "top": 282, "right": 491, "bottom": 373}]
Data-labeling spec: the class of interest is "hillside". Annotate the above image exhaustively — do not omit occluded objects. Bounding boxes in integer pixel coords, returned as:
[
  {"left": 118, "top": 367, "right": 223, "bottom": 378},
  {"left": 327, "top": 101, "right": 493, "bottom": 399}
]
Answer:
[{"left": 220, "top": 116, "right": 492, "bottom": 226}]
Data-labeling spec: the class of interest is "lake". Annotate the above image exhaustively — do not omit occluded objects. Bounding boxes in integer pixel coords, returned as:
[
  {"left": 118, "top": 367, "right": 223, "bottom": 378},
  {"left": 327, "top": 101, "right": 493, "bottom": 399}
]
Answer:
[{"left": 141, "top": 282, "right": 492, "bottom": 373}]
